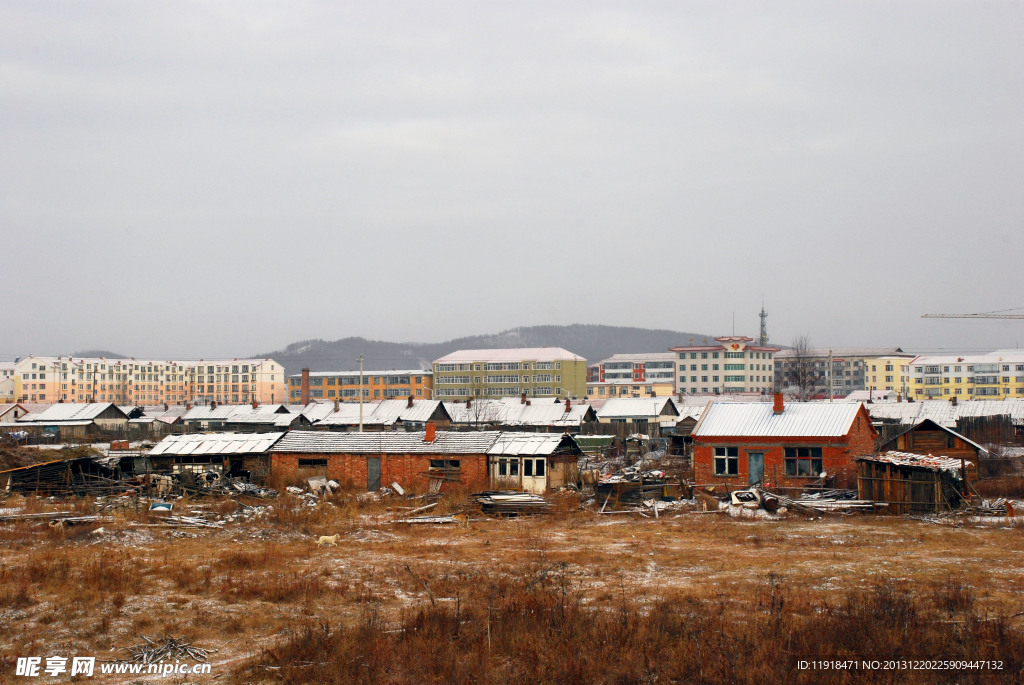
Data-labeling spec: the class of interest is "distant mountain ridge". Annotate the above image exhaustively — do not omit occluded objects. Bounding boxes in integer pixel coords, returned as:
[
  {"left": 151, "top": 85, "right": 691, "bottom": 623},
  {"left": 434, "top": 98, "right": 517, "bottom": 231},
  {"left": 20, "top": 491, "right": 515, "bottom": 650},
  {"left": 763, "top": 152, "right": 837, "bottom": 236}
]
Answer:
[{"left": 255, "top": 324, "right": 720, "bottom": 377}]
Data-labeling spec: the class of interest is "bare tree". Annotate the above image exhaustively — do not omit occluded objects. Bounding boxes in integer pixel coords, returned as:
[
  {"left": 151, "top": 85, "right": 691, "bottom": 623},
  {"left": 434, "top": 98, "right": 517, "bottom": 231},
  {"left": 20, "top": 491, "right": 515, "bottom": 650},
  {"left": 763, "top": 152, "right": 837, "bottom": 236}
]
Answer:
[{"left": 785, "top": 335, "right": 822, "bottom": 401}]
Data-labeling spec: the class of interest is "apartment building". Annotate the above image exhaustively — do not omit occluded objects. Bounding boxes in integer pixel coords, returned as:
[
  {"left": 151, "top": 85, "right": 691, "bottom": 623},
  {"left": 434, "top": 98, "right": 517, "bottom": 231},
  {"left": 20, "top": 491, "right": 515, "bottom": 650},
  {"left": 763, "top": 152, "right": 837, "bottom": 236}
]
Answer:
[
  {"left": 0, "top": 362, "right": 18, "bottom": 403},
  {"left": 11, "top": 355, "right": 284, "bottom": 405},
  {"left": 862, "top": 355, "right": 913, "bottom": 397},
  {"left": 586, "top": 352, "right": 676, "bottom": 398},
  {"left": 287, "top": 370, "right": 433, "bottom": 403},
  {"left": 909, "top": 353, "right": 1024, "bottom": 399},
  {"left": 774, "top": 347, "right": 913, "bottom": 398},
  {"left": 432, "top": 348, "right": 587, "bottom": 399},
  {"left": 669, "top": 336, "right": 779, "bottom": 396}
]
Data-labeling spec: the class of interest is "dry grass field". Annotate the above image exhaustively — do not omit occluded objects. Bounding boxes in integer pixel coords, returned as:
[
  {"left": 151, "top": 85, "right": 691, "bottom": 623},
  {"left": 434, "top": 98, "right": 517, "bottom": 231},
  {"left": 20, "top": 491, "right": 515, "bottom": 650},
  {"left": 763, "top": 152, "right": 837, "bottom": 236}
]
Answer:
[{"left": 1, "top": 490, "right": 1023, "bottom": 683}]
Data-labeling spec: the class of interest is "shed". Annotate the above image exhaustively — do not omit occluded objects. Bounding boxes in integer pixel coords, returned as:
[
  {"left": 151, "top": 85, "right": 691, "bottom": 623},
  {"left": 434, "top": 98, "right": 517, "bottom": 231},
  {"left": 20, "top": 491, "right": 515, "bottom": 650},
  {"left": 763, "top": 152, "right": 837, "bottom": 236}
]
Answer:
[
  {"left": 487, "top": 433, "right": 584, "bottom": 493},
  {"left": 878, "top": 418, "right": 986, "bottom": 471},
  {"left": 149, "top": 432, "right": 284, "bottom": 480},
  {"left": 857, "top": 451, "right": 971, "bottom": 514}
]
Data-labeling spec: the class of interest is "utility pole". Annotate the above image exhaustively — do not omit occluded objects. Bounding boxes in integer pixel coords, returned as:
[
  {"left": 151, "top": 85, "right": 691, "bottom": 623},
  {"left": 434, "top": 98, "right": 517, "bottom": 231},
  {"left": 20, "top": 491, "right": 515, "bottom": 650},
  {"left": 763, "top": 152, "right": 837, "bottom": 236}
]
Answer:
[
  {"left": 358, "top": 355, "right": 364, "bottom": 433},
  {"left": 828, "top": 349, "right": 834, "bottom": 403}
]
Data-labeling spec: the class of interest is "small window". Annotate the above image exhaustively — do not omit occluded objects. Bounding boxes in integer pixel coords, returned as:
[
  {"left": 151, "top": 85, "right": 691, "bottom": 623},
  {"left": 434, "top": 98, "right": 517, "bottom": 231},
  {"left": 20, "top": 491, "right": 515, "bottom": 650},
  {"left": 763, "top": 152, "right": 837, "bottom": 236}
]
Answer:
[
  {"left": 298, "top": 459, "right": 327, "bottom": 468},
  {"left": 713, "top": 447, "right": 739, "bottom": 475},
  {"left": 535, "top": 459, "right": 545, "bottom": 476},
  {"left": 429, "top": 459, "right": 461, "bottom": 470},
  {"left": 524, "top": 460, "right": 534, "bottom": 477}
]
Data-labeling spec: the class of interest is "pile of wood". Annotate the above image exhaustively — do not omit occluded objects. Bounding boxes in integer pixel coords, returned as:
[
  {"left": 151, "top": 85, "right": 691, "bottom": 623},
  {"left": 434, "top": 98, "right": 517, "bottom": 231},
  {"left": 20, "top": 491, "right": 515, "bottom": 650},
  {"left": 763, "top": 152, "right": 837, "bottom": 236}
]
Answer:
[
  {"left": 475, "top": 491, "right": 551, "bottom": 516},
  {"left": 118, "top": 635, "right": 214, "bottom": 664}
]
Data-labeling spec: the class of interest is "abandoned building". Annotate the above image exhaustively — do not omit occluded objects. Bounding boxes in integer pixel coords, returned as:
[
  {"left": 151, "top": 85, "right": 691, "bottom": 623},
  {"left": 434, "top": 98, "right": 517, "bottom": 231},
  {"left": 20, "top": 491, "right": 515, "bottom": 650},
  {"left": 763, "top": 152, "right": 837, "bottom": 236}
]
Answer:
[{"left": 857, "top": 451, "right": 971, "bottom": 514}]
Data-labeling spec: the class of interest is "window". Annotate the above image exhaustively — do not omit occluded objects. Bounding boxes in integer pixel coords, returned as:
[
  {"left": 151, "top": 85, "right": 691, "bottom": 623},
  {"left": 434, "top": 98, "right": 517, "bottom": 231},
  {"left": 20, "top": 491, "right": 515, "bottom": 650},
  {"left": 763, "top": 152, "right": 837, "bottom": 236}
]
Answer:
[
  {"left": 784, "top": 447, "right": 823, "bottom": 477},
  {"left": 714, "top": 447, "right": 739, "bottom": 475},
  {"left": 298, "top": 459, "right": 327, "bottom": 468},
  {"left": 429, "top": 459, "right": 461, "bottom": 470}
]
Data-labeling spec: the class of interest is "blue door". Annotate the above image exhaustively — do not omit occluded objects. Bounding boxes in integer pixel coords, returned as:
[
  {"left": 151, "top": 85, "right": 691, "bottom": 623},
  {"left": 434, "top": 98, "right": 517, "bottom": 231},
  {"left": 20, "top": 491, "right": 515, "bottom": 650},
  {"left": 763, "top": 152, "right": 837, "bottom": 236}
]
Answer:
[
  {"left": 367, "top": 457, "right": 381, "bottom": 491},
  {"left": 748, "top": 453, "right": 764, "bottom": 486}
]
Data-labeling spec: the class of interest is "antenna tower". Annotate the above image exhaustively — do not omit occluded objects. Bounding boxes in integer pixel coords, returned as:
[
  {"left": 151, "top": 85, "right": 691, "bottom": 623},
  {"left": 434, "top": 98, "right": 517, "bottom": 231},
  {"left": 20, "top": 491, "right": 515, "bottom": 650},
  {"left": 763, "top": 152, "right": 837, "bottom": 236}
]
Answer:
[{"left": 759, "top": 304, "right": 768, "bottom": 346}]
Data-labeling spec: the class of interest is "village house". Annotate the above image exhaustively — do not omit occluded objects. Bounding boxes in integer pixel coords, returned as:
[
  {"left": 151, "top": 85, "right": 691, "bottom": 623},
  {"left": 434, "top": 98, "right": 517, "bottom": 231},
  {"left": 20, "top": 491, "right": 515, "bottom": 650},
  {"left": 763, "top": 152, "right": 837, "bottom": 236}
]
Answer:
[
  {"left": 691, "top": 395, "right": 876, "bottom": 489},
  {"left": 268, "top": 426, "right": 496, "bottom": 491}
]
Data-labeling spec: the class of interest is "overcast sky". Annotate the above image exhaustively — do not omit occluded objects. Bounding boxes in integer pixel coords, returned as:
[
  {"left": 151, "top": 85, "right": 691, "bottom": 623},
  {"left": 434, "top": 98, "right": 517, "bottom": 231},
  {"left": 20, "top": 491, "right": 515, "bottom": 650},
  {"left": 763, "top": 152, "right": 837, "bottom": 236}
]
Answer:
[{"left": 3, "top": 1, "right": 1023, "bottom": 360}]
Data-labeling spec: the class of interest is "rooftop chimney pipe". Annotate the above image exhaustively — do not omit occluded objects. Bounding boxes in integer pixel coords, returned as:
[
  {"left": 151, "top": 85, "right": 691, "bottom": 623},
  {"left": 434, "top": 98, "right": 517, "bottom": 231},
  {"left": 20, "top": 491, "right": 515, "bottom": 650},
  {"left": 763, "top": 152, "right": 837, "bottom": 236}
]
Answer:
[
  {"left": 773, "top": 393, "right": 784, "bottom": 415},
  {"left": 300, "top": 368, "right": 310, "bottom": 405}
]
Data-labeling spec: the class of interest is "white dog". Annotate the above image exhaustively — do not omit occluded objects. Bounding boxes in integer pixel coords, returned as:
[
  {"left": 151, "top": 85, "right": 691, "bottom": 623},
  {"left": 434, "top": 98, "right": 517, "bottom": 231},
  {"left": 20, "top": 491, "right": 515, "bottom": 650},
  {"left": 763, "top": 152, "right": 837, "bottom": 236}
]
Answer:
[{"left": 316, "top": 534, "right": 339, "bottom": 548}]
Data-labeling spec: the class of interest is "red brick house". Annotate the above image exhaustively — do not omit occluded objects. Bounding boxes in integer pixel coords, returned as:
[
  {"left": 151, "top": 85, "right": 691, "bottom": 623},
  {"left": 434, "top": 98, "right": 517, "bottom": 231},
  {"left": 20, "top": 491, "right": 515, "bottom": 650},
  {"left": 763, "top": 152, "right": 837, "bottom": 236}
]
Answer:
[
  {"left": 691, "top": 395, "right": 876, "bottom": 489},
  {"left": 268, "top": 426, "right": 497, "bottom": 491}
]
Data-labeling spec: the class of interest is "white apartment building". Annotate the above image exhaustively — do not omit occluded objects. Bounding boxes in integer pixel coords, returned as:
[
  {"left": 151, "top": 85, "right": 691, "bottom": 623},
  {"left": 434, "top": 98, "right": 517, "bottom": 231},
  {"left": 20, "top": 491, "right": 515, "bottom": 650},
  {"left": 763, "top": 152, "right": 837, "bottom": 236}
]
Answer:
[{"left": 11, "top": 355, "right": 285, "bottom": 405}]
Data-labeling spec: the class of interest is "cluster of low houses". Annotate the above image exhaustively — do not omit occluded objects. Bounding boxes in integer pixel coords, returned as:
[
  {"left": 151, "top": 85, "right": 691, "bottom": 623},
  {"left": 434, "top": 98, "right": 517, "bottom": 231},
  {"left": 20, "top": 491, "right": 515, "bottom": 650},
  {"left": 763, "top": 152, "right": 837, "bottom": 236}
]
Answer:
[{"left": 3, "top": 394, "right": 1021, "bottom": 512}]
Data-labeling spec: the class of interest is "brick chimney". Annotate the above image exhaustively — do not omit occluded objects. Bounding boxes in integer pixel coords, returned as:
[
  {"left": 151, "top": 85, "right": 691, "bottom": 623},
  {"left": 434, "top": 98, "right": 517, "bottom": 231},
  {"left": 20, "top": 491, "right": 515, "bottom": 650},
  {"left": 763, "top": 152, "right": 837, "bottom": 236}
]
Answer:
[
  {"left": 773, "top": 393, "right": 784, "bottom": 415},
  {"left": 252, "top": 399, "right": 259, "bottom": 409},
  {"left": 564, "top": 398, "right": 571, "bottom": 413},
  {"left": 466, "top": 398, "right": 471, "bottom": 409},
  {"left": 951, "top": 396, "right": 958, "bottom": 406},
  {"left": 424, "top": 421, "right": 436, "bottom": 443},
  {"left": 211, "top": 400, "right": 217, "bottom": 410},
  {"left": 407, "top": 395, "right": 414, "bottom": 409},
  {"left": 334, "top": 398, "right": 340, "bottom": 412},
  {"left": 300, "top": 368, "right": 310, "bottom": 405},
  {"left": 521, "top": 392, "right": 527, "bottom": 404}
]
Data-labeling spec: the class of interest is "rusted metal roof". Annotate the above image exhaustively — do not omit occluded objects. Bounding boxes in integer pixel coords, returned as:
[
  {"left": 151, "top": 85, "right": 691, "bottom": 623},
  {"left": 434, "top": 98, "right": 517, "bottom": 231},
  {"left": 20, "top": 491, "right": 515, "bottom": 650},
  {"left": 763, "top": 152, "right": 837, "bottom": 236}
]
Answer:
[
  {"left": 858, "top": 450, "right": 971, "bottom": 473},
  {"left": 693, "top": 401, "right": 863, "bottom": 438}
]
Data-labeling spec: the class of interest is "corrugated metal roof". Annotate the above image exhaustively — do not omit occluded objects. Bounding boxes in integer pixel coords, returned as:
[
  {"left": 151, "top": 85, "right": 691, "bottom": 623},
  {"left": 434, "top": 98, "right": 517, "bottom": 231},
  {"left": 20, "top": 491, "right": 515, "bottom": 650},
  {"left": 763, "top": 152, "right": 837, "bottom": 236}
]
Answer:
[
  {"left": 20, "top": 403, "right": 124, "bottom": 423},
  {"left": 442, "top": 398, "right": 593, "bottom": 426},
  {"left": 181, "top": 404, "right": 290, "bottom": 422},
  {"left": 433, "top": 348, "right": 585, "bottom": 363},
  {"left": 272, "top": 430, "right": 501, "bottom": 454},
  {"left": 487, "top": 433, "right": 577, "bottom": 456},
  {"left": 316, "top": 402, "right": 380, "bottom": 425},
  {"left": 865, "top": 399, "right": 1024, "bottom": 427},
  {"left": 597, "top": 397, "right": 677, "bottom": 420},
  {"left": 694, "top": 401, "right": 863, "bottom": 437},
  {"left": 149, "top": 432, "right": 284, "bottom": 456},
  {"left": 859, "top": 450, "right": 971, "bottom": 472}
]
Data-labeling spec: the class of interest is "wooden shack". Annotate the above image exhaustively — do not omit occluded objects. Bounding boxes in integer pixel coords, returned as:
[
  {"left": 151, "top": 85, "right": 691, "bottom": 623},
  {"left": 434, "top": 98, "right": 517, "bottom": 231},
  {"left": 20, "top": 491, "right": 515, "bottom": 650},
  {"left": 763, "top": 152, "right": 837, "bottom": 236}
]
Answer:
[{"left": 857, "top": 451, "right": 970, "bottom": 515}]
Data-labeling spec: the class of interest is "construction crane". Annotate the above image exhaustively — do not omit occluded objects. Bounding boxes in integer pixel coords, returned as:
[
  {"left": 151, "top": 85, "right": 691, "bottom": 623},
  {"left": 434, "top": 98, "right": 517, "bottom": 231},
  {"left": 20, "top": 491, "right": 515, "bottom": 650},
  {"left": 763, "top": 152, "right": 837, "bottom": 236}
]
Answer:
[{"left": 922, "top": 308, "right": 1024, "bottom": 319}]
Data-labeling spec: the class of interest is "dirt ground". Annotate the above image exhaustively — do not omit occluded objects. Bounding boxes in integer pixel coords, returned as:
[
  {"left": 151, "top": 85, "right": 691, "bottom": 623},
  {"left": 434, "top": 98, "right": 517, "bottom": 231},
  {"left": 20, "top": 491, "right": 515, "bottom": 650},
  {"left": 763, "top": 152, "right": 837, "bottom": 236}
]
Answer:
[{"left": 1, "top": 492, "right": 1023, "bottom": 683}]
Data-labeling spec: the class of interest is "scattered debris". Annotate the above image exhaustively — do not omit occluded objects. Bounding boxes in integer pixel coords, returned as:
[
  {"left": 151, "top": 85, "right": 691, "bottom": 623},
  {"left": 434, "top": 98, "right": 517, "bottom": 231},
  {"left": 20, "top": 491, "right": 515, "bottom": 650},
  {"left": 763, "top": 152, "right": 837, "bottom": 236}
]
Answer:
[
  {"left": 116, "top": 635, "right": 215, "bottom": 665},
  {"left": 475, "top": 491, "right": 551, "bottom": 516}
]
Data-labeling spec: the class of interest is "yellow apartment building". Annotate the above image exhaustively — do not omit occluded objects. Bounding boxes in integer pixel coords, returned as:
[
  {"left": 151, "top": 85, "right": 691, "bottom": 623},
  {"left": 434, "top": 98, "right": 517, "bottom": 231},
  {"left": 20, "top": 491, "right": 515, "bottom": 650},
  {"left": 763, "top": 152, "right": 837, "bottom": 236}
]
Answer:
[
  {"left": 862, "top": 356, "right": 913, "bottom": 397},
  {"left": 432, "top": 348, "right": 587, "bottom": 399},
  {"left": 909, "top": 353, "right": 1024, "bottom": 400}
]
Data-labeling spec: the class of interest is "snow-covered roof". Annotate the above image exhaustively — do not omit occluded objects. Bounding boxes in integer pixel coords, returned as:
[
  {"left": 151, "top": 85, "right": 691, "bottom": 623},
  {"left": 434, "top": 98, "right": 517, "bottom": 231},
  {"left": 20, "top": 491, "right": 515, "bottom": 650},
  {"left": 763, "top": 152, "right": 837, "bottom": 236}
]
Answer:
[
  {"left": 442, "top": 397, "right": 593, "bottom": 426},
  {"left": 487, "top": 433, "right": 580, "bottom": 456},
  {"left": 18, "top": 403, "right": 126, "bottom": 423},
  {"left": 314, "top": 399, "right": 445, "bottom": 426},
  {"left": 272, "top": 430, "right": 501, "bottom": 454},
  {"left": 150, "top": 432, "right": 284, "bottom": 456},
  {"left": 433, "top": 348, "right": 585, "bottom": 363},
  {"left": 694, "top": 401, "right": 865, "bottom": 438},
  {"left": 865, "top": 399, "right": 1024, "bottom": 427},
  {"left": 181, "top": 404, "right": 290, "bottom": 422},
  {"left": 597, "top": 397, "right": 678, "bottom": 420}
]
